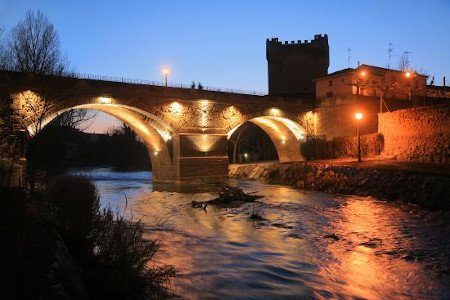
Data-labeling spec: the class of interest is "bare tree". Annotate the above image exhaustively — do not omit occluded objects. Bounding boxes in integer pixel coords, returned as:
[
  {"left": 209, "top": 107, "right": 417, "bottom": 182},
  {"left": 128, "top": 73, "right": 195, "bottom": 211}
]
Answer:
[
  {"left": 50, "top": 109, "right": 98, "bottom": 131},
  {"left": 8, "top": 10, "right": 68, "bottom": 75},
  {"left": 397, "top": 51, "right": 411, "bottom": 71},
  {"left": 11, "top": 90, "right": 56, "bottom": 136},
  {"left": 0, "top": 27, "right": 10, "bottom": 69}
]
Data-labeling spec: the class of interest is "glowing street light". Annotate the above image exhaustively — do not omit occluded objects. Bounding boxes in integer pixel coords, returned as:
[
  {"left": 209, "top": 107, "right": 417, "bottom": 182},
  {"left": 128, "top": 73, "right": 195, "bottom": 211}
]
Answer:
[
  {"left": 99, "top": 96, "right": 111, "bottom": 104},
  {"left": 355, "top": 112, "right": 363, "bottom": 162},
  {"left": 404, "top": 71, "right": 414, "bottom": 100},
  {"left": 163, "top": 66, "right": 170, "bottom": 87}
]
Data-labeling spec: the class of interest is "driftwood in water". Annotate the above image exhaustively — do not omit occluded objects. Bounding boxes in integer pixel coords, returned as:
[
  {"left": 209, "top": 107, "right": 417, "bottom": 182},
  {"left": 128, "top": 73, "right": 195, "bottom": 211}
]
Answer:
[{"left": 191, "top": 185, "right": 263, "bottom": 209}]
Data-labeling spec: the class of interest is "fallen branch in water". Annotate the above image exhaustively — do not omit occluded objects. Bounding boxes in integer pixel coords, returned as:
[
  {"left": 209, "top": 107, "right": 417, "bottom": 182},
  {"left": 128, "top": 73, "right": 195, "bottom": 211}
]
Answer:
[{"left": 191, "top": 185, "right": 263, "bottom": 209}]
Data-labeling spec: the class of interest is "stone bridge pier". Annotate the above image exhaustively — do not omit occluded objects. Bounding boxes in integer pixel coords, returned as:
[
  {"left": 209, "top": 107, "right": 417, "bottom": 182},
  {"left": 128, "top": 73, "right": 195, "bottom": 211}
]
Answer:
[{"left": 0, "top": 71, "right": 314, "bottom": 183}]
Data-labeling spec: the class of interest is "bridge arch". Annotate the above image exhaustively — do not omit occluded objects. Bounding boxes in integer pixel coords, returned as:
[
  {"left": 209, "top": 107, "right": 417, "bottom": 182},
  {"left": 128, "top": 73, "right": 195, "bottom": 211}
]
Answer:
[
  {"left": 227, "top": 116, "right": 306, "bottom": 162},
  {"left": 37, "top": 104, "right": 178, "bottom": 182}
]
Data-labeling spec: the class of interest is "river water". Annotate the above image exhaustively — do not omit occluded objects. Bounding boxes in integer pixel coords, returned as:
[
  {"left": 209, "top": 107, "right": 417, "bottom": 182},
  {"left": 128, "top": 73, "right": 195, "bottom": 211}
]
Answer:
[{"left": 69, "top": 167, "right": 450, "bottom": 299}]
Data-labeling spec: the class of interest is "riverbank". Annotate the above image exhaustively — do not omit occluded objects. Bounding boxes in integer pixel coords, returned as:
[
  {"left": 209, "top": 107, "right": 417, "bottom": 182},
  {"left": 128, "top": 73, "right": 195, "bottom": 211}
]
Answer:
[{"left": 229, "top": 159, "right": 450, "bottom": 210}]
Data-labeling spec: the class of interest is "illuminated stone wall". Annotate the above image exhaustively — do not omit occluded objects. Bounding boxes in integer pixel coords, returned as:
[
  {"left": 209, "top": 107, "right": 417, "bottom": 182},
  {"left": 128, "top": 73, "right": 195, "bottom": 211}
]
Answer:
[
  {"left": 378, "top": 104, "right": 450, "bottom": 164},
  {"left": 313, "top": 96, "right": 380, "bottom": 140}
]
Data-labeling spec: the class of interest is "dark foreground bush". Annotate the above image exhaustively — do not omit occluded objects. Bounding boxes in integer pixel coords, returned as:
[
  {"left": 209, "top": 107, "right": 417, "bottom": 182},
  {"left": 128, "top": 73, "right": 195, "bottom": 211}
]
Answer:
[
  {"left": 86, "top": 209, "right": 176, "bottom": 299},
  {"left": 0, "top": 187, "right": 88, "bottom": 299},
  {"left": 47, "top": 176, "right": 99, "bottom": 260},
  {"left": 45, "top": 176, "right": 176, "bottom": 299}
]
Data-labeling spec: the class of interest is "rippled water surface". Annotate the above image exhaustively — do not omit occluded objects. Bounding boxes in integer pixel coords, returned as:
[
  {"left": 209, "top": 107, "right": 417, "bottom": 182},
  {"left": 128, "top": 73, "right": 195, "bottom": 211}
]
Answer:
[{"left": 70, "top": 167, "right": 450, "bottom": 299}]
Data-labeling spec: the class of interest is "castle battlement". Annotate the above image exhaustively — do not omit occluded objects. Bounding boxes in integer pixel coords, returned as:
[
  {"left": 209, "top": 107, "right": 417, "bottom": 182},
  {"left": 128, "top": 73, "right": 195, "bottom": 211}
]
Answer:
[{"left": 266, "top": 34, "right": 328, "bottom": 46}]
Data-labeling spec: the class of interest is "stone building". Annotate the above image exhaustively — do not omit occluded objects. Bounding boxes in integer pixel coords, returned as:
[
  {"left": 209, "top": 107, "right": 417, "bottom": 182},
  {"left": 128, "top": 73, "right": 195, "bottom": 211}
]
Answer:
[
  {"left": 311, "top": 65, "right": 429, "bottom": 140},
  {"left": 314, "top": 64, "right": 428, "bottom": 101},
  {"left": 266, "top": 34, "right": 329, "bottom": 97}
]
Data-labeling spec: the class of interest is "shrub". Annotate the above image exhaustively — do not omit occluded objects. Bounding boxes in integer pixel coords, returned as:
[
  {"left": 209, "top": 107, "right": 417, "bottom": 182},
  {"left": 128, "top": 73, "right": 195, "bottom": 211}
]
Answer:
[
  {"left": 86, "top": 208, "right": 176, "bottom": 299},
  {"left": 47, "top": 175, "right": 175, "bottom": 299},
  {"left": 47, "top": 175, "right": 99, "bottom": 260}
]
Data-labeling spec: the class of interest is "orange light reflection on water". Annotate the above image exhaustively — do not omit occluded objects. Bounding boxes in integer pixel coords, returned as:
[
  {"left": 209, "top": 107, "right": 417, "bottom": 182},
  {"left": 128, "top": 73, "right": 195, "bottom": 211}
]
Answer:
[{"left": 316, "top": 198, "right": 435, "bottom": 299}]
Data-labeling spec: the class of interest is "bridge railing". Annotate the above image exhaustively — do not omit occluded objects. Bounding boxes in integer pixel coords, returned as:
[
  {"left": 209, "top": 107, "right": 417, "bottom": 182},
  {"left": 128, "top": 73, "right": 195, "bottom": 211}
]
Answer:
[{"left": 69, "top": 72, "right": 266, "bottom": 96}]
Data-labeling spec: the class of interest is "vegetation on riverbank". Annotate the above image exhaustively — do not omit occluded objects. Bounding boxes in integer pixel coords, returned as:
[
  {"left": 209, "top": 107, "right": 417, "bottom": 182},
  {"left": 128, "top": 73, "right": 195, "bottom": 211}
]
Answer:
[
  {"left": 28, "top": 123, "right": 151, "bottom": 175},
  {"left": 229, "top": 160, "right": 450, "bottom": 210},
  {"left": 0, "top": 176, "right": 175, "bottom": 299}
]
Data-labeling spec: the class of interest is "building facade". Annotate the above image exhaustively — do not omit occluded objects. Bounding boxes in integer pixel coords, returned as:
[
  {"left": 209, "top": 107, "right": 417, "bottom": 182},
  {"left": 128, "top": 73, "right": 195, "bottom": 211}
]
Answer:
[{"left": 315, "top": 64, "right": 428, "bottom": 100}]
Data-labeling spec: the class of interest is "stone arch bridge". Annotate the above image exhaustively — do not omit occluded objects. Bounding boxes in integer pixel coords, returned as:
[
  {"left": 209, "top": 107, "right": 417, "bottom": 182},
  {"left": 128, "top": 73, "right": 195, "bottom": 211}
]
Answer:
[{"left": 0, "top": 71, "right": 315, "bottom": 183}]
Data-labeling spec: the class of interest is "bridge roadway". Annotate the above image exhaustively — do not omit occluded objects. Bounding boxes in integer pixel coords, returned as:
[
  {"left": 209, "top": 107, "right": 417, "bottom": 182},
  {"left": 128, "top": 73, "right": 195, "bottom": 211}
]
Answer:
[{"left": 0, "top": 70, "right": 314, "bottom": 182}]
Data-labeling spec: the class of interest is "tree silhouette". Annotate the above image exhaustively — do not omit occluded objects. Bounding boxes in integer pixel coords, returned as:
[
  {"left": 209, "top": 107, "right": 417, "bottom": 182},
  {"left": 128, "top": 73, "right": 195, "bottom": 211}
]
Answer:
[
  {"left": 0, "top": 27, "right": 9, "bottom": 70},
  {"left": 8, "top": 10, "right": 69, "bottom": 75}
]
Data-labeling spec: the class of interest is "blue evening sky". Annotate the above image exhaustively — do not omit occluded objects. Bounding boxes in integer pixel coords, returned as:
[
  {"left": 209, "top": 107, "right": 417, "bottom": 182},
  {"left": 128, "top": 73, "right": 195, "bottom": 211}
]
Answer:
[{"left": 1, "top": 0, "right": 449, "bottom": 132}]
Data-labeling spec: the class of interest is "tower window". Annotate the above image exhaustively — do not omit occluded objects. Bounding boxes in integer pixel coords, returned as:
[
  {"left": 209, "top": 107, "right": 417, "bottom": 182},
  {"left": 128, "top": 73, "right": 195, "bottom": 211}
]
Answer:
[{"left": 329, "top": 80, "right": 333, "bottom": 87}]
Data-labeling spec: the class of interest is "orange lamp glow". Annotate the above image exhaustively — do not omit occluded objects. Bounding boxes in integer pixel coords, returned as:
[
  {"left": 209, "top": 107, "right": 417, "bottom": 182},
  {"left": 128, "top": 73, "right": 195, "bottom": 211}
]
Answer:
[
  {"left": 360, "top": 71, "right": 366, "bottom": 77},
  {"left": 355, "top": 112, "right": 363, "bottom": 120},
  {"left": 405, "top": 71, "right": 411, "bottom": 78},
  {"left": 99, "top": 97, "right": 111, "bottom": 104},
  {"left": 163, "top": 67, "right": 170, "bottom": 75}
]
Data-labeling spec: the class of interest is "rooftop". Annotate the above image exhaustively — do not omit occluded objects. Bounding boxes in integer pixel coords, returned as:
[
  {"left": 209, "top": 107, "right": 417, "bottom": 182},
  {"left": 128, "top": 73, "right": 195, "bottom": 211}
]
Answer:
[{"left": 315, "top": 64, "right": 428, "bottom": 81}]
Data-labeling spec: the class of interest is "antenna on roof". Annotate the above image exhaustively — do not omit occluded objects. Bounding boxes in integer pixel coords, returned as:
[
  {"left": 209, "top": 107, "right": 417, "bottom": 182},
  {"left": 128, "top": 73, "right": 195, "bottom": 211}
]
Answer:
[
  {"left": 387, "top": 43, "right": 393, "bottom": 69},
  {"left": 347, "top": 48, "right": 352, "bottom": 68}
]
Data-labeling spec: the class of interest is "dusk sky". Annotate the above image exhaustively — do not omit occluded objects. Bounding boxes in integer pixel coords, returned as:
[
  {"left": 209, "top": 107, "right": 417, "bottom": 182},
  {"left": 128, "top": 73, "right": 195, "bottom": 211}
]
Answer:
[{"left": 1, "top": 0, "right": 449, "bottom": 133}]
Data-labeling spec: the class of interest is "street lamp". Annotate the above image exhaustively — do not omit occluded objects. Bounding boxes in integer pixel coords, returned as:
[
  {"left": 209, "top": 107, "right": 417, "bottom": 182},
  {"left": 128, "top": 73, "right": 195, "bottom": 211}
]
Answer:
[
  {"left": 405, "top": 71, "right": 413, "bottom": 101},
  {"left": 357, "top": 70, "right": 367, "bottom": 96},
  {"left": 163, "top": 66, "right": 170, "bottom": 87},
  {"left": 355, "top": 112, "right": 363, "bottom": 162}
]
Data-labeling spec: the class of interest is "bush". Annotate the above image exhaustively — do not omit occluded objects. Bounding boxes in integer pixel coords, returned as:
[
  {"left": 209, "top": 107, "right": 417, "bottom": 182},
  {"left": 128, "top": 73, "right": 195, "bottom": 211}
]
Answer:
[
  {"left": 47, "top": 176, "right": 99, "bottom": 260},
  {"left": 300, "top": 133, "right": 384, "bottom": 160},
  {"left": 300, "top": 138, "right": 334, "bottom": 160},
  {"left": 47, "top": 175, "right": 175, "bottom": 299},
  {"left": 86, "top": 209, "right": 176, "bottom": 299}
]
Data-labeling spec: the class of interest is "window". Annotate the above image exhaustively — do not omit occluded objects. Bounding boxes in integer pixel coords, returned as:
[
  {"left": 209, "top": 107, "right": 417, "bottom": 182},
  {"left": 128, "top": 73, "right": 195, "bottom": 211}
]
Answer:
[
  {"left": 329, "top": 80, "right": 333, "bottom": 87},
  {"left": 326, "top": 91, "right": 333, "bottom": 98}
]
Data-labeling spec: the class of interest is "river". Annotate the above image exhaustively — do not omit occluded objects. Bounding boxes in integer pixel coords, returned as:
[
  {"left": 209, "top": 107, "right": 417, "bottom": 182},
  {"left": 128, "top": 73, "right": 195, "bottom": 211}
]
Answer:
[{"left": 69, "top": 167, "right": 450, "bottom": 299}]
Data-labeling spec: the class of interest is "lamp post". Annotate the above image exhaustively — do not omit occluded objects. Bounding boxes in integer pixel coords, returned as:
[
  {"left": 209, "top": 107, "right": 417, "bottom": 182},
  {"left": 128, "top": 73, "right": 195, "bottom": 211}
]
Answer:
[
  {"left": 405, "top": 71, "right": 412, "bottom": 101},
  {"left": 355, "top": 112, "right": 363, "bottom": 162},
  {"left": 163, "top": 66, "right": 169, "bottom": 87}
]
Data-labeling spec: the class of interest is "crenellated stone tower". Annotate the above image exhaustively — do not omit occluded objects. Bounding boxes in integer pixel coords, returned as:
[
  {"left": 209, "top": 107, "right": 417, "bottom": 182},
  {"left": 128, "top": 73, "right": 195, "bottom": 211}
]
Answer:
[{"left": 266, "top": 34, "right": 329, "bottom": 98}]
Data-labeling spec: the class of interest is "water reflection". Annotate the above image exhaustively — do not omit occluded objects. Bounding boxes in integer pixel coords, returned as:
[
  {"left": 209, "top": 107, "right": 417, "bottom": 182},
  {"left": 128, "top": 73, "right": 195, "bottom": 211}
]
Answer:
[{"left": 69, "top": 168, "right": 450, "bottom": 299}]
